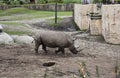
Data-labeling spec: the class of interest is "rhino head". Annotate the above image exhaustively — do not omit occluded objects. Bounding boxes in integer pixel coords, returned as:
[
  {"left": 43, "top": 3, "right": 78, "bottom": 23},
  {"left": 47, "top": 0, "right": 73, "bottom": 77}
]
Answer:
[{"left": 69, "top": 45, "right": 78, "bottom": 54}]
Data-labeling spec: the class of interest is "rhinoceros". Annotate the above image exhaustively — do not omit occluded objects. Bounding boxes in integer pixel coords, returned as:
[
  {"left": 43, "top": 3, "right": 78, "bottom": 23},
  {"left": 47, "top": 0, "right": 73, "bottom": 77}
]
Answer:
[{"left": 34, "top": 30, "right": 78, "bottom": 54}]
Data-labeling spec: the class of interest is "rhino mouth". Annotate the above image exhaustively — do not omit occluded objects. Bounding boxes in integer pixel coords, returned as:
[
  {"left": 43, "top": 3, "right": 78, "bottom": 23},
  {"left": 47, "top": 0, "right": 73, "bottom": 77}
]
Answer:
[
  {"left": 69, "top": 46, "right": 78, "bottom": 54},
  {"left": 69, "top": 45, "right": 78, "bottom": 54},
  {"left": 71, "top": 50, "right": 78, "bottom": 54}
]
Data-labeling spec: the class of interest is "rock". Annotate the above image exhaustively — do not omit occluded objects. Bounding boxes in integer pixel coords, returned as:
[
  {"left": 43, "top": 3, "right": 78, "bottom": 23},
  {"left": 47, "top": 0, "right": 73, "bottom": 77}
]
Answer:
[
  {"left": 0, "top": 32, "right": 14, "bottom": 44},
  {"left": 0, "top": 24, "right": 3, "bottom": 33},
  {"left": 11, "top": 35, "right": 34, "bottom": 45}
]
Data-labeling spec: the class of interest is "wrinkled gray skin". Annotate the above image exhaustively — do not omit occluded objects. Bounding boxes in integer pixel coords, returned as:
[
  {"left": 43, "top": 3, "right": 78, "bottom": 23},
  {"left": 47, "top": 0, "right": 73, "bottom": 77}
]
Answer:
[{"left": 34, "top": 30, "right": 78, "bottom": 54}]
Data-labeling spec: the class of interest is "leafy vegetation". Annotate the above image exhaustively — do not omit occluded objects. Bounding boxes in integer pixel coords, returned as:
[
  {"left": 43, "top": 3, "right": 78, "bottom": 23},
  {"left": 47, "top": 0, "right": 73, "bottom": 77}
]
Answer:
[
  {"left": 1, "top": 0, "right": 120, "bottom": 4},
  {"left": 78, "top": 62, "right": 90, "bottom": 78},
  {"left": 0, "top": 0, "right": 82, "bottom": 5}
]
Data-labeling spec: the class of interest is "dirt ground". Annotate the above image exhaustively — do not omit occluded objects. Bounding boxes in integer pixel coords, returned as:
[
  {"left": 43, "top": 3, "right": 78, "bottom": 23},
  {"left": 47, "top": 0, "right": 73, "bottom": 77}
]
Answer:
[{"left": 0, "top": 17, "right": 120, "bottom": 78}]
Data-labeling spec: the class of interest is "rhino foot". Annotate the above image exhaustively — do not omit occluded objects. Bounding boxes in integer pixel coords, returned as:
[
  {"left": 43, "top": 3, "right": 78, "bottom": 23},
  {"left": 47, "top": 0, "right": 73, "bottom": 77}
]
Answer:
[{"left": 55, "top": 50, "right": 59, "bottom": 54}]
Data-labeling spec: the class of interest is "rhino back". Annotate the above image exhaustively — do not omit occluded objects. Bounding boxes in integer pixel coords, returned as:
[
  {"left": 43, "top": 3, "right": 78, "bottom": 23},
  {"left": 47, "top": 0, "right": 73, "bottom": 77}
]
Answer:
[{"left": 40, "top": 31, "right": 73, "bottom": 48}]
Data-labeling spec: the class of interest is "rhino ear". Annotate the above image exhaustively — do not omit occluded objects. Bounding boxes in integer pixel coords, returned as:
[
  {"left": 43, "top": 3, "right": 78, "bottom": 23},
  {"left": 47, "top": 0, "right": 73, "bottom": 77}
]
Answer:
[
  {"left": 73, "top": 38, "right": 75, "bottom": 42},
  {"left": 73, "top": 37, "right": 77, "bottom": 41},
  {"left": 71, "top": 34, "right": 77, "bottom": 41},
  {"left": 31, "top": 39, "right": 35, "bottom": 43}
]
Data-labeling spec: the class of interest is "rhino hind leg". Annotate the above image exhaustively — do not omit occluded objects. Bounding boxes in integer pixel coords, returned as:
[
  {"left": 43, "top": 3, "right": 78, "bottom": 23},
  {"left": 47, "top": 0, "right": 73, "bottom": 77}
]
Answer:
[
  {"left": 61, "top": 48, "right": 65, "bottom": 54},
  {"left": 55, "top": 48, "right": 60, "bottom": 54},
  {"left": 42, "top": 45, "right": 47, "bottom": 53},
  {"left": 55, "top": 47, "right": 65, "bottom": 55}
]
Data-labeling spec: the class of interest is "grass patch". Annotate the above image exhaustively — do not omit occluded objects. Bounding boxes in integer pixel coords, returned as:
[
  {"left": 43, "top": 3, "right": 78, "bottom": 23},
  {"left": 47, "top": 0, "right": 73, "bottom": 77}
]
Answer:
[
  {"left": 0, "top": 7, "right": 72, "bottom": 20},
  {"left": 0, "top": 10, "right": 2, "bottom": 13},
  {"left": 4, "top": 30, "right": 31, "bottom": 35},
  {"left": 0, "top": 22, "right": 25, "bottom": 26},
  {"left": 0, "top": 21, "right": 33, "bottom": 35},
  {"left": 0, "top": 7, "right": 72, "bottom": 35},
  {"left": 49, "top": 23, "right": 60, "bottom": 26},
  {"left": 57, "top": 11, "right": 72, "bottom": 16},
  {"left": 0, "top": 7, "right": 31, "bottom": 16},
  {"left": 48, "top": 17, "right": 63, "bottom": 21},
  {"left": 47, "top": 18, "right": 64, "bottom": 26}
]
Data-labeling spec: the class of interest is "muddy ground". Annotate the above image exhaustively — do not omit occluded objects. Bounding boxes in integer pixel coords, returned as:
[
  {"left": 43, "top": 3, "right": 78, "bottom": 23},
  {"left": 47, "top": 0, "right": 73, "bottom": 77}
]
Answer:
[{"left": 0, "top": 17, "right": 120, "bottom": 78}]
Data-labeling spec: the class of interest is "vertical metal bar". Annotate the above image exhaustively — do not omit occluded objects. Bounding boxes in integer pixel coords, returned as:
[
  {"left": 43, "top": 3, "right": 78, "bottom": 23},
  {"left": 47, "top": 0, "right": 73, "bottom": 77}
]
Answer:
[{"left": 55, "top": 0, "right": 57, "bottom": 24}]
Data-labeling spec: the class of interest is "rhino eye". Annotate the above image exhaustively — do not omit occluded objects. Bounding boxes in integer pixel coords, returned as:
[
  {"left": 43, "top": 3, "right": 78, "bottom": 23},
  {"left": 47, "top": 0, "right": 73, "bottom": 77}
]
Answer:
[{"left": 73, "top": 39, "right": 75, "bottom": 41}]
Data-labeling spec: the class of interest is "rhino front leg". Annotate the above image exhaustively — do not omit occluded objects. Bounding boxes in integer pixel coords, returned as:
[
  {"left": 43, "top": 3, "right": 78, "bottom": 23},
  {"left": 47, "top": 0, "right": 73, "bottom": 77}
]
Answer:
[
  {"left": 55, "top": 47, "right": 65, "bottom": 55},
  {"left": 35, "top": 41, "right": 41, "bottom": 54}
]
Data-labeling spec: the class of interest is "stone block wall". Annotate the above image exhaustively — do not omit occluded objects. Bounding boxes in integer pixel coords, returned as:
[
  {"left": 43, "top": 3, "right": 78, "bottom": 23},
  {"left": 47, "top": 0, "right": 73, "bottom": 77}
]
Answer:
[
  {"left": 90, "top": 18, "right": 102, "bottom": 35},
  {"left": 74, "top": 4, "right": 94, "bottom": 30},
  {"left": 102, "top": 5, "right": 120, "bottom": 44}
]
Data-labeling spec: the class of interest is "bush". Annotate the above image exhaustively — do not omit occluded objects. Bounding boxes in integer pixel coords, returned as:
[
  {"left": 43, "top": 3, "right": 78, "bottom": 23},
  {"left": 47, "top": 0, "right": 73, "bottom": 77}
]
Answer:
[{"left": 19, "top": 0, "right": 24, "bottom": 5}]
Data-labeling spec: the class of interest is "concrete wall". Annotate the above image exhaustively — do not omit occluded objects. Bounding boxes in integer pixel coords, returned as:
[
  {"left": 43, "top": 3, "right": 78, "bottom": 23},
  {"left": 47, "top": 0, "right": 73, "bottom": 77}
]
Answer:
[
  {"left": 90, "top": 18, "right": 102, "bottom": 35},
  {"left": 74, "top": 4, "right": 94, "bottom": 30},
  {"left": 74, "top": 4, "right": 120, "bottom": 44},
  {"left": 0, "top": 4, "right": 73, "bottom": 11},
  {"left": 102, "top": 5, "right": 120, "bottom": 44}
]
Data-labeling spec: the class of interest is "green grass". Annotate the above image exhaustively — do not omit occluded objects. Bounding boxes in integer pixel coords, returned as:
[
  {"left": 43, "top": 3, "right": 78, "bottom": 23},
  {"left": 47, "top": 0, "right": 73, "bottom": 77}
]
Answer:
[
  {"left": 63, "top": 0, "right": 81, "bottom": 3},
  {"left": 0, "top": 10, "right": 2, "bottom": 13},
  {"left": 4, "top": 26, "right": 32, "bottom": 35},
  {"left": 48, "top": 17, "right": 63, "bottom": 21},
  {"left": 0, "top": 22, "right": 24, "bottom": 26},
  {"left": 5, "top": 30, "right": 31, "bottom": 35},
  {"left": 0, "top": 21, "right": 32, "bottom": 35},
  {"left": 57, "top": 11, "right": 72, "bottom": 16},
  {"left": 0, "top": 7, "right": 72, "bottom": 35},
  {"left": 0, "top": 8, "right": 31, "bottom": 16},
  {"left": 48, "top": 22, "right": 61, "bottom": 26},
  {"left": 0, "top": 7, "right": 72, "bottom": 20},
  {"left": 37, "top": 0, "right": 81, "bottom": 4}
]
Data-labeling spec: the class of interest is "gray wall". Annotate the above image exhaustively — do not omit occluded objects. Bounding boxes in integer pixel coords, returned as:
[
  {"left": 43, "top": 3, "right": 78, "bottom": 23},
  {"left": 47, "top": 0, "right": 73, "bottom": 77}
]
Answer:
[{"left": 0, "top": 4, "right": 73, "bottom": 11}]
